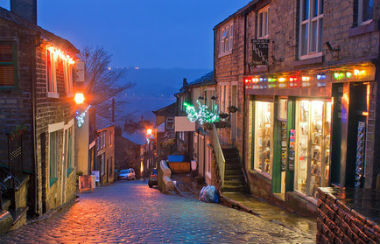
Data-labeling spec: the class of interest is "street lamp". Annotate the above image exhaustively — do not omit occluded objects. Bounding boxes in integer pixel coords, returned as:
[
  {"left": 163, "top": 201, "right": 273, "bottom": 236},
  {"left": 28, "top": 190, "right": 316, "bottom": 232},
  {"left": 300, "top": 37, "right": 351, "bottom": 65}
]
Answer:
[{"left": 74, "top": 92, "right": 85, "bottom": 105}]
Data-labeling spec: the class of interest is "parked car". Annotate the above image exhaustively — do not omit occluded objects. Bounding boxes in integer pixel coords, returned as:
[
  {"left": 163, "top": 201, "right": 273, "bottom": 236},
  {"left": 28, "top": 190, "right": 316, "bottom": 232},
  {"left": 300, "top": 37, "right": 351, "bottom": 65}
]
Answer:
[
  {"left": 119, "top": 168, "right": 136, "bottom": 180},
  {"left": 148, "top": 168, "right": 158, "bottom": 188}
]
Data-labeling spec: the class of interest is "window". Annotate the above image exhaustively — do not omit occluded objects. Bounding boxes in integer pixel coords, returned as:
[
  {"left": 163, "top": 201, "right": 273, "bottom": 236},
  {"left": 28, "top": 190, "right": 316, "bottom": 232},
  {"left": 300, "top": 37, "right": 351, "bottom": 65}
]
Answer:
[
  {"left": 49, "top": 131, "right": 60, "bottom": 185},
  {"left": 219, "top": 85, "right": 230, "bottom": 113},
  {"left": 258, "top": 6, "right": 270, "bottom": 38},
  {"left": 253, "top": 101, "right": 274, "bottom": 177},
  {"left": 63, "top": 60, "right": 73, "bottom": 96},
  {"left": 166, "top": 118, "right": 174, "bottom": 130},
  {"left": 100, "top": 153, "right": 105, "bottom": 176},
  {"left": 47, "top": 49, "right": 58, "bottom": 97},
  {"left": 356, "top": 0, "right": 374, "bottom": 25},
  {"left": 219, "top": 23, "right": 233, "bottom": 57},
  {"left": 66, "top": 127, "right": 73, "bottom": 175},
  {"left": 0, "top": 42, "right": 17, "bottom": 87},
  {"left": 299, "top": 0, "right": 323, "bottom": 58}
]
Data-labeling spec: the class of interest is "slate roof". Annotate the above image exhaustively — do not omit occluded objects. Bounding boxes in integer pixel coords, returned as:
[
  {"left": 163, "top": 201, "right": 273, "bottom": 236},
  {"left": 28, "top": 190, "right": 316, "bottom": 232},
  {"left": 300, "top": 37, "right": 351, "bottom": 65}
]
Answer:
[
  {"left": 188, "top": 71, "right": 215, "bottom": 87},
  {"left": 152, "top": 102, "right": 176, "bottom": 117}
]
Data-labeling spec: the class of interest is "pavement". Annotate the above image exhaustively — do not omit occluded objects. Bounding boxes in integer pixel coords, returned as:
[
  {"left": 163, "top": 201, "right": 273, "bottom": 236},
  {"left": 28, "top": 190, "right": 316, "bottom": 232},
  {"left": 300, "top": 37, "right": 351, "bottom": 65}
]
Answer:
[{"left": 0, "top": 180, "right": 315, "bottom": 243}]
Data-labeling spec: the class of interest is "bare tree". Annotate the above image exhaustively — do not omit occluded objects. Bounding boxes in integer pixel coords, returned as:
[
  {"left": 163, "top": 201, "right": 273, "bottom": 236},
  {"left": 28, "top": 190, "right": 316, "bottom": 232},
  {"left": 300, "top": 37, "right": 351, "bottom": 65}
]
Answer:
[{"left": 80, "top": 47, "right": 134, "bottom": 121}]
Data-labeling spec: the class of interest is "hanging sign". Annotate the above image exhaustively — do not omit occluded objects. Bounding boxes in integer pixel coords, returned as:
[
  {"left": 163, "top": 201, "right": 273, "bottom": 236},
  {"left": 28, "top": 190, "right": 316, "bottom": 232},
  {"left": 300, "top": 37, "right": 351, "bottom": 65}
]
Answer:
[
  {"left": 288, "top": 129, "right": 296, "bottom": 171},
  {"left": 252, "top": 39, "right": 269, "bottom": 66}
]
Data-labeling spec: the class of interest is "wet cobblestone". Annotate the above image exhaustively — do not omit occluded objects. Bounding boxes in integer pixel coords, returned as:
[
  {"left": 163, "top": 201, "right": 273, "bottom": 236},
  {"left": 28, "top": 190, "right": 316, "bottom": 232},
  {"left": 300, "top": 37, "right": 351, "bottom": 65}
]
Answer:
[{"left": 0, "top": 180, "right": 315, "bottom": 243}]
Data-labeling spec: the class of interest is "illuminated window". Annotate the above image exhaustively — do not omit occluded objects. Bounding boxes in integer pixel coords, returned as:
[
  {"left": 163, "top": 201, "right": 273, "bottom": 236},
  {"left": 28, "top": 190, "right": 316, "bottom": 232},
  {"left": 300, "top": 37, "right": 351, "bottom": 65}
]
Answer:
[
  {"left": 63, "top": 60, "right": 73, "bottom": 96},
  {"left": 253, "top": 101, "right": 274, "bottom": 177},
  {"left": 258, "top": 6, "right": 270, "bottom": 39},
  {"left": 355, "top": 0, "right": 374, "bottom": 25},
  {"left": 47, "top": 49, "right": 58, "bottom": 97},
  {"left": 0, "top": 41, "right": 17, "bottom": 87},
  {"left": 299, "top": 0, "right": 323, "bottom": 58},
  {"left": 219, "top": 22, "right": 233, "bottom": 57}
]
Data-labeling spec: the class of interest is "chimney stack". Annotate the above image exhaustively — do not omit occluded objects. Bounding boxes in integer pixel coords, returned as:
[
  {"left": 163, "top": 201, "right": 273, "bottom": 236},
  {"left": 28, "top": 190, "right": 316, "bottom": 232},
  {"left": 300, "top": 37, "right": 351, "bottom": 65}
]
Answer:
[{"left": 11, "top": 0, "right": 37, "bottom": 25}]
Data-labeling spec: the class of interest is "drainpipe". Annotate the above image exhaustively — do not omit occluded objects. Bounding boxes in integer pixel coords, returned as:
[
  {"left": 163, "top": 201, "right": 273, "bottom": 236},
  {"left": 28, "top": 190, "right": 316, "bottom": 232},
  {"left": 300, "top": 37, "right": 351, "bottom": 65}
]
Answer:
[
  {"left": 373, "top": 27, "right": 380, "bottom": 190},
  {"left": 31, "top": 34, "right": 39, "bottom": 215}
]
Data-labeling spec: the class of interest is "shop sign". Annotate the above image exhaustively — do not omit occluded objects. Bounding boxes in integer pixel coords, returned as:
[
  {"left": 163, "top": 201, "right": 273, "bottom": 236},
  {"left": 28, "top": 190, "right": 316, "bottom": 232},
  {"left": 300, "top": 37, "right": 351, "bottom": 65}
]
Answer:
[
  {"left": 252, "top": 39, "right": 269, "bottom": 66},
  {"left": 288, "top": 129, "right": 296, "bottom": 171}
]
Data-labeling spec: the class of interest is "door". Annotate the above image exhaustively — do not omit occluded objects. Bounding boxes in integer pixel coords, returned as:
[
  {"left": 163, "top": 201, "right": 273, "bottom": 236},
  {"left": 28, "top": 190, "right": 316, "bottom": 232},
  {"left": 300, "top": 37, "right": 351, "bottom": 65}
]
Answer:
[{"left": 199, "top": 135, "right": 205, "bottom": 177}]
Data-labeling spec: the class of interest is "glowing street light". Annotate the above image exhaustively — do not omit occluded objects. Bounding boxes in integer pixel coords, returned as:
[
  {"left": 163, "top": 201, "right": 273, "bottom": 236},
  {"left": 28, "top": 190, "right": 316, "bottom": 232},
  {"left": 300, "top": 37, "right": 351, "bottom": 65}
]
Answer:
[
  {"left": 146, "top": 128, "right": 153, "bottom": 136},
  {"left": 74, "top": 92, "right": 85, "bottom": 105}
]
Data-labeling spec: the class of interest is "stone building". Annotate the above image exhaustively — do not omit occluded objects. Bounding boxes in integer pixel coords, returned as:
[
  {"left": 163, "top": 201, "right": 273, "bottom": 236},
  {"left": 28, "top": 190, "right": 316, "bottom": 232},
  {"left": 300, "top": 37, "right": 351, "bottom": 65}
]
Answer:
[
  {"left": 95, "top": 125, "right": 115, "bottom": 185},
  {"left": 213, "top": 0, "right": 380, "bottom": 215},
  {"left": 0, "top": 0, "right": 79, "bottom": 226}
]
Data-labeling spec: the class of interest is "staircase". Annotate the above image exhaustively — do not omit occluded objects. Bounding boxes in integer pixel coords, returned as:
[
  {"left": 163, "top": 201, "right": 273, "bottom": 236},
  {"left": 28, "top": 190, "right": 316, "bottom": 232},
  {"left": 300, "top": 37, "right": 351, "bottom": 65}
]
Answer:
[{"left": 222, "top": 148, "right": 246, "bottom": 192}]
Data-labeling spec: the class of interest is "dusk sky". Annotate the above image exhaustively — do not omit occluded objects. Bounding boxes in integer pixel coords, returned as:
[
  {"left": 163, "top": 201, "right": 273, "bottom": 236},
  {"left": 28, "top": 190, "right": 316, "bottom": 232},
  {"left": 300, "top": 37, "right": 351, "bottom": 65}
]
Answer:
[{"left": 1, "top": 0, "right": 251, "bottom": 69}]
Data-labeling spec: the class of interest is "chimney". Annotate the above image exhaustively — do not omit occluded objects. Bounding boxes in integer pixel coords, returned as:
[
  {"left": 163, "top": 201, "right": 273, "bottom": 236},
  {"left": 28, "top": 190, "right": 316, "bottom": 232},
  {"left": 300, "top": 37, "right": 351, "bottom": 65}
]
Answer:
[{"left": 11, "top": 0, "right": 37, "bottom": 25}]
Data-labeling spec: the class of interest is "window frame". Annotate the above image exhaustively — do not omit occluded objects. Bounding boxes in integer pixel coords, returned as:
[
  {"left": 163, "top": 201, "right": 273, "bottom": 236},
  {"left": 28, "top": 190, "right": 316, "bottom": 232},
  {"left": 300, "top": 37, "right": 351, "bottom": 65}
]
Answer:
[
  {"left": 298, "top": 0, "right": 324, "bottom": 60},
  {"left": 0, "top": 41, "right": 18, "bottom": 89},
  {"left": 218, "top": 22, "right": 234, "bottom": 57},
  {"left": 257, "top": 6, "right": 270, "bottom": 39},
  {"left": 356, "top": 0, "right": 374, "bottom": 26},
  {"left": 48, "top": 122, "right": 64, "bottom": 187}
]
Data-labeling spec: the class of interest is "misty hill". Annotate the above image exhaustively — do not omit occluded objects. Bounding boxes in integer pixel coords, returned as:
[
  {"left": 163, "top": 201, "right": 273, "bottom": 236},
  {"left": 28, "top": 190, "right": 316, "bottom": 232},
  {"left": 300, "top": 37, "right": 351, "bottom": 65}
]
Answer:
[{"left": 116, "top": 67, "right": 210, "bottom": 121}]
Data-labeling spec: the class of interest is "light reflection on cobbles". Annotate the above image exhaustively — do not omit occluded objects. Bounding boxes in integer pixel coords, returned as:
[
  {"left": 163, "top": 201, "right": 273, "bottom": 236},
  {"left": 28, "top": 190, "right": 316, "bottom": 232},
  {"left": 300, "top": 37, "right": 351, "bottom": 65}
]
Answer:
[{"left": 0, "top": 181, "right": 315, "bottom": 243}]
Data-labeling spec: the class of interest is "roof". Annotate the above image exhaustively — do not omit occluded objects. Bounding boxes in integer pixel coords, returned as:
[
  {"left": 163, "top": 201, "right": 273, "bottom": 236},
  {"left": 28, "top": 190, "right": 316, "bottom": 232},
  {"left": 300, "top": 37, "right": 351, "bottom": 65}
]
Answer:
[
  {"left": 175, "top": 71, "right": 215, "bottom": 97},
  {"left": 152, "top": 102, "right": 176, "bottom": 117},
  {"left": 188, "top": 71, "right": 215, "bottom": 88},
  {"left": 213, "top": 0, "right": 258, "bottom": 30},
  {"left": 0, "top": 7, "right": 79, "bottom": 54},
  {"left": 122, "top": 131, "right": 146, "bottom": 145},
  {"left": 96, "top": 115, "right": 114, "bottom": 131}
]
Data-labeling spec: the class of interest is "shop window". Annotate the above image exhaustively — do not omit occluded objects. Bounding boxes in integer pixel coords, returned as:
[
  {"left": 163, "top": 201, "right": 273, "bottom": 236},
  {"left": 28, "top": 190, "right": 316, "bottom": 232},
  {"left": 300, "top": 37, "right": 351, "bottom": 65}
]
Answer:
[
  {"left": 355, "top": 0, "right": 374, "bottom": 25},
  {"left": 258, "top": 6, "right": 270, "bottom": 39},
  {"left": 47, "top": 49, "right": 58, "bottom": 98},
  {"left": 295, "top": 100, "right": 331, "bottom": 197},
  {"left": 219, "top": 23, "right": 233, "bottom": 57},
  {"left": 299, "top": 0, "right": 323, "bottom": 59},
  {"left": 253, "top": 101, "right": 274, "bottom": 177},
  {"left": 49, "top": 131, "right": 60, "bottom": 186},
  {"left": 0, "top": 41, "right": 17, "bottom": 87}
]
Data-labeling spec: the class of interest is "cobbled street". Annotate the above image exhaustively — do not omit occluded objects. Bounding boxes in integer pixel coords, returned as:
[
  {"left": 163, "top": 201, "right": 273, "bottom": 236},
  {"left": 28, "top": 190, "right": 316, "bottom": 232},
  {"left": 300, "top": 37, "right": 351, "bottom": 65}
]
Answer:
[{"left": 0, "top": 181, "right": 315, "bottom": 243}]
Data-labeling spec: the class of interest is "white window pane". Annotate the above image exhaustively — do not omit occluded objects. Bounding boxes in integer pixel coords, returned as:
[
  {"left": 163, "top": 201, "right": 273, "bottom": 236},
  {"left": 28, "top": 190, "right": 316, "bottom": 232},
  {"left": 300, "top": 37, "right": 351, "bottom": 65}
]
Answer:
[
  {"left": 318, "top": 19, "right": 323, "bottom": 52},
  {"left": 310, "top": 20, "right": 318, "bottom": 52},
  {"left": 301, "top": 23, "right": 309, "bottom": 56},
  {"left": 264, "top": 11, "right": 268, "bottom": 36},
  {"left": 302, "top": 0, "right": 310, "bottom": 21}
]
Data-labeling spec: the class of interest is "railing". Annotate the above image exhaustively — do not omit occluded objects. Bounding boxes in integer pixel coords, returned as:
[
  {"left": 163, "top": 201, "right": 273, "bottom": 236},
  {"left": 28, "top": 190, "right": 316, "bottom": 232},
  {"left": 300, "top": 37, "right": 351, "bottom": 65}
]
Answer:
[{"left": 210, "top": 124, "right": 225, "bottom": 188}]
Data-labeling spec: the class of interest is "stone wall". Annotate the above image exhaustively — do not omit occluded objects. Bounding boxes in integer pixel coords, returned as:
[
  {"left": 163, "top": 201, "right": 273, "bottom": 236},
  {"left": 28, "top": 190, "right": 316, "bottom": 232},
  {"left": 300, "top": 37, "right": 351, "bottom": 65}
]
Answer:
[
  {"left": 317, "top": 188, "right": 380, "bottom": 244},
  {"left": 0, "top": 18, "right": 35, "bottom": 172}
]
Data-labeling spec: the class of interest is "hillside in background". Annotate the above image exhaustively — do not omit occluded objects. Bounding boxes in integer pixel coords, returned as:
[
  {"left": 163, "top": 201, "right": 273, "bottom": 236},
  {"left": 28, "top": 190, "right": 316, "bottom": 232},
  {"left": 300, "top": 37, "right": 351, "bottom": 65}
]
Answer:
[{"left": 116, "top": 67, "right": 210, "bottom": 122}]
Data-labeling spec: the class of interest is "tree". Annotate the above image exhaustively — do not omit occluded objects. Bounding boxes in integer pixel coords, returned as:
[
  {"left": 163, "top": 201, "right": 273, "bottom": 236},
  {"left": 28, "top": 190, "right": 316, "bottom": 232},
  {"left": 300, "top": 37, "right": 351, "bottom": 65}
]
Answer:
[{"left": 80, "top": 47, "right": 134, "bottom": 122}]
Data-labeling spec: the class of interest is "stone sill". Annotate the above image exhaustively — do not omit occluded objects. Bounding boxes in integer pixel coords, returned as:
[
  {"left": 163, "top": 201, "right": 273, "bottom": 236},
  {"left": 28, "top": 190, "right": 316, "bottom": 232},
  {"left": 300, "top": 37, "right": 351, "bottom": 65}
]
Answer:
[
  {"left": 349, "top": 20, "right": 378, "bottom": 38},
  {"left": 293, "top": 56, "right": 323, "bottom": 68}
]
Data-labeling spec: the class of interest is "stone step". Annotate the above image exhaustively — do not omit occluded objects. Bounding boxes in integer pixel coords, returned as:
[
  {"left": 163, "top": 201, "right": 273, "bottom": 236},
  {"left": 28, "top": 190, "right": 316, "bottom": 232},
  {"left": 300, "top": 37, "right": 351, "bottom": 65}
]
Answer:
[
  {"left": 225, "top": 164, "right": 241, "bottom": 169},
  {"left": 225, "top": 169, "right": 242, "bottom": 175},
  {"left": 224, "top": 175, "right": 244, "bottom": 181},
  {"left": 222, "top": 185, "right": 246, "bottom": 192},
  {"left": 224, "top": 179, "right": 245, "bottom": 186}
]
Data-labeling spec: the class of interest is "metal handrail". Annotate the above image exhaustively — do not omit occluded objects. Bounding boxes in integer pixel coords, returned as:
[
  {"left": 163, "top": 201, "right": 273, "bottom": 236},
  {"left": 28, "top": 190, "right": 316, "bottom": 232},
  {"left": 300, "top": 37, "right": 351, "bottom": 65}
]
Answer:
[{"left": 211, "top": 124, "right": 225, "bottom": 188}]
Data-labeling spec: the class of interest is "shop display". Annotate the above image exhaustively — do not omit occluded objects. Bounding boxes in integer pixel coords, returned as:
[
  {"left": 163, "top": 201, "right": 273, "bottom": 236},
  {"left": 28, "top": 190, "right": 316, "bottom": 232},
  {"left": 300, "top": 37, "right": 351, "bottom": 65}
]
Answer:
[
  {"left": 281, "top": 121, "right": 288, "bottom": 171},
  {"left": 254, "top": 101, "right": 273, "bottom": 176},
  {"left": 355, "top": 122, "right": 366, "bottom": 188},
  {"left": 289, "top": 130, "right": 296, "bottom": 171},
  {"left": 295, "top": 100, "right": 331, "bottom": 197}
]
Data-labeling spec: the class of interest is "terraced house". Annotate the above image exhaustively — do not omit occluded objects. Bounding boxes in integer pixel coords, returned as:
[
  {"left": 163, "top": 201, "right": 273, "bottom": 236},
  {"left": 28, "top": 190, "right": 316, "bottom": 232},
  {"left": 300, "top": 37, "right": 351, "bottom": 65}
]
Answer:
[
  {"left": 213, "top": 0, "right": 380, "bottom": 215},
  {"left": 0, "top": 0, "right": 79, "bottom": 230}
]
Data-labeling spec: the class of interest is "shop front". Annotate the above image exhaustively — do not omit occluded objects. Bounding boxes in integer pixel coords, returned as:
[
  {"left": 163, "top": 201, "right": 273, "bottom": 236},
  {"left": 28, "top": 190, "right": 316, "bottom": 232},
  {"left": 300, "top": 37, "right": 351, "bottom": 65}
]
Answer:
[{"left": 245, "top": 64, "right": 376, "bottom": 213}]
